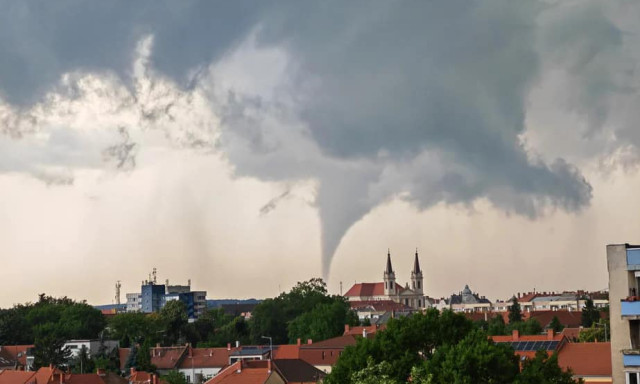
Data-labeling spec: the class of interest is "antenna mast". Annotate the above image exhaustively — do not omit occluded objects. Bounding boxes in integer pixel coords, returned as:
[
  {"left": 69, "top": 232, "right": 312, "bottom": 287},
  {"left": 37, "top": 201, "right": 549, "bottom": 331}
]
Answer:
[
  {"left": 152, "top": 268, "right": 157, "bottom": 284},
  {"left": 115, "top": 281, "right": 121, "bottom": 305}
]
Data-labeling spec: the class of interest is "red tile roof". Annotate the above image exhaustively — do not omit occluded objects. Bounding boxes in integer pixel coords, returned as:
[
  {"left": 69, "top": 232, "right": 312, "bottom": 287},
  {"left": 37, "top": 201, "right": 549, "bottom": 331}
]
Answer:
[
  {"left": 557, "top": 342, "right": 611, "bottom": 378},
  {"left": 150, "top": 346, "right": 187, "bottom": 370},
  {"left": 0, "top": 370, "right": 37, "bottom": 384},
  {"left": 490, "top": 331, "right": 565, "bottom": 343},
  {"left": 273, "top": 345, "right": 300, "bottom": 360},
  {"left": 344, "top": 283, "right": 404, "bottom": 297},
  {"left": 560, "top": 327, "right": 582, "bottom": 341},
  {"left": 301, "top": 335, "right": 358, "bottom": 349},
  {"left": 65, "top": 374, "right": 107, "bottom": 384},
  {"left": 178, "top": 347, "right": 233, "bottom": 369},
  {"left": 527, "top": 311, "right": 584, "bottom": 328},
  {"left": 204, "top": 361, "right": 270, "bottom": 384},
  {"left": 343, "top": 325, "right": 385, "bottom": 336},
  {"left": 0, "top": 345, "right": 33, "bottom": 367}
]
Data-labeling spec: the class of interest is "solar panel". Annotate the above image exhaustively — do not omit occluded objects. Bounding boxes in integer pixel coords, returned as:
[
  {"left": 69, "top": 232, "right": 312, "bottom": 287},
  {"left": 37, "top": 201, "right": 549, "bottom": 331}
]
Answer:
[{"left": 548, "top": 341, "right": 559, "bottom": 350}]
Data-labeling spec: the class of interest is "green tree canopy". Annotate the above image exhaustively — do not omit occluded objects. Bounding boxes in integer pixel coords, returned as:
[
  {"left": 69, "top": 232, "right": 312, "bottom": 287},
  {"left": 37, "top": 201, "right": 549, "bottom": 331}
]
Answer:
[
  {"left": 581, "top": 299, "right": 600, "bottom": 328},
  {"left": 508, "top": 297, "right": 523, "bottom": 324},
  {"left": 160, "top": 301, "right": 188, "bottom": 346}
]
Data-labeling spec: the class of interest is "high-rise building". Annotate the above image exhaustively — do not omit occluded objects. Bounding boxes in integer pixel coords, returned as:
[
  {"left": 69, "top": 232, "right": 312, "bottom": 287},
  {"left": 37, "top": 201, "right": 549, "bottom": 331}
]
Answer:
[{"left": 607, "top": 243, "right": 640, "bottom": 383}]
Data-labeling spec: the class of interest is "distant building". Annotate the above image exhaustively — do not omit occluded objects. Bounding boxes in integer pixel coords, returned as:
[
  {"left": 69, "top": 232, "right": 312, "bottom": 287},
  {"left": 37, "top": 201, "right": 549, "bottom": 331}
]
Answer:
[
  {"left": 344, "top": 250, "right": 427, "bottom": 309},
  {"left": 441, "top": 284, "right": 492, "bottom": 313},
  {"left": 63, "top": 340, "right": 119, "bottom": 359},
  {"left": 124, "top": 275, "right": 207, "bottom": 320}
]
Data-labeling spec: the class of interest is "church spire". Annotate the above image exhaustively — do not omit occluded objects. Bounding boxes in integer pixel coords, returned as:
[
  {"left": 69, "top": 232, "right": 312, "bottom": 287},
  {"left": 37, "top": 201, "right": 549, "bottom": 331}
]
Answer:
[
  {"left": 386, "top": 249, "right": 394, "bottom": 274},
  {"left": 413, "top": 248, "right": 421, "bottom": 274}
]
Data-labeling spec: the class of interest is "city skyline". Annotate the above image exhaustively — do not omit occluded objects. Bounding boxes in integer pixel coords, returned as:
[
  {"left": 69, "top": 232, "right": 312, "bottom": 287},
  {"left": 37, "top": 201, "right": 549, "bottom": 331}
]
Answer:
[{"left": 2, "top": 1, "right": 640, "bottom": 307}]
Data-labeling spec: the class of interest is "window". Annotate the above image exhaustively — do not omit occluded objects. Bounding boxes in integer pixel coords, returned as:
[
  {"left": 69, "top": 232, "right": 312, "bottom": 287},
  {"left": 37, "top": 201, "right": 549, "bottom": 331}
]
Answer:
[
  {"left": 186, "top": 376, "right": 191, "bottom": 384},
  {"left": 417, "top": 281, "right": 421, "bottom": 289},
  {"left": 627, "top": 372, "right": 640, "bottom": 384}
]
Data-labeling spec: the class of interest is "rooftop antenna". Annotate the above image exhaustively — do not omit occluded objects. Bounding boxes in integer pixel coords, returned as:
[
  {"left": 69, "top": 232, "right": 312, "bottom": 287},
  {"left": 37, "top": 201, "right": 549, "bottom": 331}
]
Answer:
[
  {"left": 188, "top": 279, "right": 191, "bottom": 287},
  {"left": 115, "top": 281, "right": 121, "bottom": 305},
  {"left": 340, "top": 281, "right": 343, "bottom": 296},
  {"left": 152, "top": 268, "right": 157, "bottom": 284}
]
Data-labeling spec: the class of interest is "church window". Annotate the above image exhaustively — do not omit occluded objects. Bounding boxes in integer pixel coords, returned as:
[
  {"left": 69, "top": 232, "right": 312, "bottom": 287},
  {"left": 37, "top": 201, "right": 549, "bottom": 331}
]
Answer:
[{"left": 418, "top": 281, "right": 421, "bottom": 289}]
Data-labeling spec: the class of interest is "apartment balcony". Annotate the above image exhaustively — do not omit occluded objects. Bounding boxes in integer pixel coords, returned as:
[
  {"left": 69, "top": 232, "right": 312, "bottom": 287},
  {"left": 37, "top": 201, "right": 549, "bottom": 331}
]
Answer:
[
  {"left": 622, "top": 300, "right": 640, "bottom": 318},
  {"left": 628, "top": 249, "right": 640, "bottom": 270},
  {"left": 624, "top": 350, "right": 640, "bottom": 367}
]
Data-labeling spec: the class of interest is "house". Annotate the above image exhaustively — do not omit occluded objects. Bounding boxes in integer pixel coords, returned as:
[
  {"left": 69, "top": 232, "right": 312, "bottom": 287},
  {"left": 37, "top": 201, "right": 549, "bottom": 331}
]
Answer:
[
  {"left": 0, "top": 366, "right": 126, "bottom": 384},
  {"left": 119, "top": 346, "right": 188, "bottom": 375},
  {"left": 344, "top": 250, "right": 427, "bottom": 309},
  {"left": 298, "top": 335, "right": 363, "bottom": 373},
  {"left": 64, "top": 340, "right": 119, "bottom": 358},
  {"left": 0, "top": 345, "right": 33, "bottom": 371},
  {"left": 490, "top": 330, "right": 567, "bottom": 359},
  {"left": 203, "top": 359, "right": 324, "bottom": 384},
  {"left": 342, "top": 324, "right": 385, "bottom": 337},
  {"left": 177, "top": 347, "right": 234, "bottom": 383},
  {"left": 444, "top": 285, "right": 492, "bottom": 313},
  {"left": 347, "top": 300, "right": 413, "bottom": 322},
  {"left": 127, "top": 368, "right": 165, "bottom": 384},
  {"left": 557, "top": 342, "right": 612, "bottom": 384}
]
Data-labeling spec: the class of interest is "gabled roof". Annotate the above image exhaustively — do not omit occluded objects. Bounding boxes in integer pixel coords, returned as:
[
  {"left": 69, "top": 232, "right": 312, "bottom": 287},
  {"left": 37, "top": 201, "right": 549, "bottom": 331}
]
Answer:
[
  {"left": 557, "top": 342, "right": 611, "bottom": 378},
  {"left": 344, "top": 282, "right": 404, "bottom": 297},
  {"left": 527, "top": 311, "right": 584, "bottom": 328},
  {"left": 0, "top": 345, "right": 33, "bottom": 367},
  {"left": 0, "top": 370, "right": 37, "bottom": 384},
  {"left": 150, "top": 346, "right": 187, "bottom": 369},
  {"left": 272, "top": 359, "right": 326, "bottom": 383},
  {"left": 273, "top": 345, "right": 299, "bottom": 359},
  {"left": 204, "top": 360, "right": 271, "bottom": 384},
  {"left": 178, "top": 347, "right": 233, "bottom": 369}
]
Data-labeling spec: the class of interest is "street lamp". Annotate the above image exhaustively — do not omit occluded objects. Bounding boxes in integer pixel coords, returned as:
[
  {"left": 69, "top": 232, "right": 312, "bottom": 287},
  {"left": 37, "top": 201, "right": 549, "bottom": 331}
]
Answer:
[{"left": 261, "top": 336, "right": 273, "bottom": 361}]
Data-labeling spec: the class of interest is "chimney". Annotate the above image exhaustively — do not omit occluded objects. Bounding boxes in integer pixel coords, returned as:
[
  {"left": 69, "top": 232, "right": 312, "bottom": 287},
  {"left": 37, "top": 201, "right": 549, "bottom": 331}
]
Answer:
[
  {"left": 156, "top": 343, "right": 161, "bottom": 348},
  {"left": 152, "top": 374, "right": 158, "bottom": 384},
  {"left": 236, "top": 361, "right": 242, "bottom": 374},
  {"left": 344, "top": 324, "right": 350, "bottom": 334},
  {"left": 512, "top": 330, "right": 519, "bottom": 341},
  {"left": 296, "top": 338, "right": 301, "bottom": 346},
  {"left": 50, "top": 364, "right": 54, "bottom": 370},
  {"left": 130, "top": 367, "right": 136, "bottom": 376},
  {"left": 227, "top": 343, "right": 231, "bottom": 351},
  {"left": 307, "top": 339, "right": 312, "bottom": 345},
  {"left": 517, "top": 292, "right": 521, "bottom": 299},
  {"left": 97, "top": 368, "right": 106, "bottom": 377},
  {"left": 362, "top": 328, "right": 367, "bottom": 338},
  {"left": 235, "top": 341, "right": 240, "bottom": 348},
  {"left": 547, "top": 329, "right": 555, "bottom": 340},
  {"left": 267, "top": 359, "right": 272, "bottom": 373}
]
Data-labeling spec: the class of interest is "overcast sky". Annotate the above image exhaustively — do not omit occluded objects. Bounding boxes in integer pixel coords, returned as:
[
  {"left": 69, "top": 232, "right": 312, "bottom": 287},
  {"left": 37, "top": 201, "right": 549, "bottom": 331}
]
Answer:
[{"left": 1, "top": 0, "right": 639, "bottom": 307}]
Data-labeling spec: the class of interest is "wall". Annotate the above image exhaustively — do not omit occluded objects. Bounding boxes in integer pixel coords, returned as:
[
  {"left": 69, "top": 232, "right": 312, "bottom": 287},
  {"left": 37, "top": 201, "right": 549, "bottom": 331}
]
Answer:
[{"left": 608, "top": 244, "right": 632, "bottom": 384}]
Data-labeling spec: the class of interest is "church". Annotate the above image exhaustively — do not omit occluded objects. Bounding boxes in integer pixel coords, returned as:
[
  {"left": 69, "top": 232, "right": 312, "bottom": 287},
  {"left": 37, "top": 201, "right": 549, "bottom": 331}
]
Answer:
[{"left": 343, "top": 250, "right": 427, "bottom": 309}]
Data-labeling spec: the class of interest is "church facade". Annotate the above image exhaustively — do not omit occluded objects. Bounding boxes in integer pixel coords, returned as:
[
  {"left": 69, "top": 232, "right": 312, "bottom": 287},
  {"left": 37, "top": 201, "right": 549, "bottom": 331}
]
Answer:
[{"left": 343, "top": 250, "right": 427, "bottom": 309}]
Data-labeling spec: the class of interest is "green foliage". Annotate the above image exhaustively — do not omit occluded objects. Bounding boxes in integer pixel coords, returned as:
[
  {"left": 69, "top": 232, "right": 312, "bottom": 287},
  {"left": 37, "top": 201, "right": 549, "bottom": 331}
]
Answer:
[
  {"left": 160, "top": 301, "right": 189, "bottom": 346},
  {"left": 288, "top": 299, "right": 358, "bottom": 343},
  {"left": 579, "top": 319, "right": 609, "bottom": 342},
  {"left": 424, "top": 330, "right": 520, "bottom": 384},
  {"left": 508, "top": 319, "right": 543, "bottom": 336},
  {"left": 33, "top": 324, "right": 72, "bottom": 369},
  {"left": 549, "top": 316, "right": 564, "bottom": 333},
  {"left": 108, "top": 312, "right": 163, "bottom": 346},
  {"left": 515, "top": 350, "right": 582, "bottom": 384},
  {"left": 581, "top": 299, "right": 600, "bottom": 328},
  {"left": 250, "top": 278, "right": 350, "bottom": 344},
  {"left": 163, "top": 370, "right": 188, "bottom": 384},
  {"left": 351, "top": 358, "right": 402, "bottom": 384},
  {"left": 325, "top": 309, "right": 473, "bottom": 384},
  {"left": 70, "top": 345, "right": 95, "bottom": 374},
  {"left": 486, "top": 315, "right": 506, "bottom": 335},
  {"left": 136, "top": 339, "right": 156, "bottom": 373},
  {"left": 0, "top": 294, "right": 106, "bottom": 345},
  {"left": 508, "top": 297, "right": 522, "bottom": 324}
]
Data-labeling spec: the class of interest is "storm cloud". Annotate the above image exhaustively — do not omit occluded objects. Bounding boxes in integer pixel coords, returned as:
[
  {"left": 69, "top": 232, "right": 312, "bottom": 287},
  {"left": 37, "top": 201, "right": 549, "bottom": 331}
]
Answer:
[{"left": 1, "top": 0, "right": 636, "bottom": 278}]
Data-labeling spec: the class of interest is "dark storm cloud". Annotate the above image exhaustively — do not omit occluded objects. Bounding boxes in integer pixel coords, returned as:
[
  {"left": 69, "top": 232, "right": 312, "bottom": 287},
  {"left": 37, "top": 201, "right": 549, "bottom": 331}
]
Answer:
[{"left": 1, "top": 0, "right": 612, "bottom": 276}]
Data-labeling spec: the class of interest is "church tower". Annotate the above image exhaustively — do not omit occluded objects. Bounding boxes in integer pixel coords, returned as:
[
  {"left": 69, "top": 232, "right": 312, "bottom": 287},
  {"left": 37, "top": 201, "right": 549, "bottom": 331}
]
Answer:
[
  {"left": 411, "top": 249, "right": 424, "bottom": 295},
  {"left": 383, "top": 249, "right": 396, "bottom": 296}
]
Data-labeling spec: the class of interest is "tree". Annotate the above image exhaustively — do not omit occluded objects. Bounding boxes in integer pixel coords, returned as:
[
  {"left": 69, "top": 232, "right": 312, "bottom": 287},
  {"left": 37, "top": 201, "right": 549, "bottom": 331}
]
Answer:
[
  {"left": 579, "top": 319, "right": 609, "bottom": 342},
  {"left": 515, "top": 350, "right": 582, "bottom": 384},
  {"left": 33, "top": 324, "right": 72, "bottom": 369},
  {"left": 486, "top": 315, "right": 507, "bottom": 336},
  {"left": 163, "top": 370, "right": 188, "bottom": 384},
  {"left": 508, "top": 319, "right": 543, "bottom": 336},
  {"left": 70, "top": 345, "right": 95, "bottom": 374},
  {"left": 351, "top": 358, "right": 402, "bottom": 384},
  {"left": 160, "top": 301, "right": 188, "bottom": 346},
  {"left": 549, "top": 316, "right": 564, "bottom": 333},
  {"left": 581, "top": 299, "right": 600, "bottom": 328},
  {"left": 136, "top": 339, "right": 156, "bottom": 373},
  {"left": 326, "top": 309, "right": 474, "bottom": 384},
  {"left": 288, "top": 299, "right": 358, "bottom": 343},
  {"left": 108, "top": 312, "right": 162, "bottom": 346},
  {"left": 508, "top": 297, "right": 522, "bottom": 323},
  {"left": 424, "top": 330, "right": 520, "bottom": 384}
]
